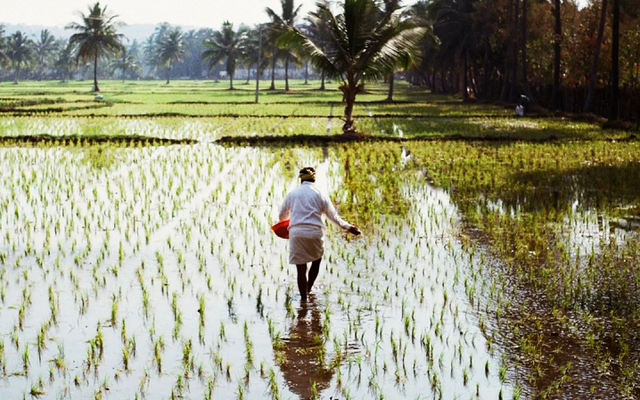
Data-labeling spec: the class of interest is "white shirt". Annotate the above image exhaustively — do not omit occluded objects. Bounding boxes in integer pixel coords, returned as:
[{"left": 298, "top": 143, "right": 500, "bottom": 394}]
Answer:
[{"left": 279, "top": 182, "right": 351, "bottom": 233}]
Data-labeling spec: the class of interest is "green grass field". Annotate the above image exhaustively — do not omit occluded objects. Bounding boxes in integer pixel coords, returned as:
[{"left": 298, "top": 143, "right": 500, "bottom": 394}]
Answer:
[{"left": 0, "top": 79, "right": 632, "bottom": 142}]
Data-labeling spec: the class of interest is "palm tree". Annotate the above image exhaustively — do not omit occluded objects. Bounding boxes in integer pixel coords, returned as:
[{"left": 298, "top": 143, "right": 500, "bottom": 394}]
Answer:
[
  {"left": 281, "top": 0, "right": 425, "bottom": 134},
  {"left": 142, "top": 35, "right": 158, "bottom": 76},
  {"left": 520, "top": 0, "right": 533, "bottom": 101},
  {"left": 428, "top": 0, "right": 477, "bottom": 101},
  {"left": 610, "top": 0, "right": 620, "bottom": 120},
  {"left": 0, "top": 25, "right": 7, "bottom": 66},
  {"left": 265, "top": 29, "right": 288, "bottom": 90},
  {"left": 146, "top": 23, "right": 173, "bottom": 79},
  {"left": 240, "top": 26, "right": 270, "bottom": 84},
  {"left": 127, "top": 40, "right": 143, "bottom": 79},
  {"left": 584, "top": 0, "right": 609, "bottom": 113},
  {"left": 385, "top": 53, "right": 417, "bottom": 102},
  {"left": 157, "top": 28, "right": 187, "bottom": 84},
  {"left": 202, "top": 22, "right": 247, "bottom": 90},
  {"left": 403, "top": 1, "right": 439, "bottom": 90},
  {"left": 265, "top": 0, "right": 302, "bottom": 91},
  {"left": 549, "top": 0, "right": 562, "bottom": 111},
  {"left": 183, "top": 30, "right": 200, "bottom": 79},
  {"left": 110, "top": 45, "right": 141, "bottom": 81},
  {"left": 302, "top": 3, "right": 333, "bottom": 90},
  {"left": 66, "top": 2, "right": 124, "bottom": 92},
  {"left": 35, "top": 29, "right": 57, "bottom": 80},
  {"left": 55, "top": 40, "right": 77, "bottom": 82},
  {"left": 6, "top": 31, "right": 35, "bottom": 84}
]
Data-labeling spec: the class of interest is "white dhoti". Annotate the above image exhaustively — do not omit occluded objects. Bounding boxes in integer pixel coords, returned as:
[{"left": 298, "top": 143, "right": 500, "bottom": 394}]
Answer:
[{"left": 288, "top": 225, "right": 324, "bottom": 265}]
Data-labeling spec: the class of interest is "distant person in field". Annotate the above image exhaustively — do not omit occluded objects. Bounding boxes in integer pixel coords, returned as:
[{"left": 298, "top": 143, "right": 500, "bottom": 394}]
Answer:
[{"left": 278, "top": 167, "right": 361, "bottom": 302}]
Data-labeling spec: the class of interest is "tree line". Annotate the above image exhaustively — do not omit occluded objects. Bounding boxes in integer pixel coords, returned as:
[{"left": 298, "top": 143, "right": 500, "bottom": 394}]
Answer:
[
  {"left": 0, "top": 2, "right": 317, "bottom": 90},
  {"left": 409, "top": 0, "right": 640, "bottom": 121},
  {"left": 0, "top": 0, "right": 639, "bottom": 127}
]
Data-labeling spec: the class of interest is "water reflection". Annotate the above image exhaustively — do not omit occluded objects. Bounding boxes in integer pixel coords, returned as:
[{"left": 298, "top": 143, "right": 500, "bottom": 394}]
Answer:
[{"left": 280, "top": 296, "right": 333, "bottom": 400}]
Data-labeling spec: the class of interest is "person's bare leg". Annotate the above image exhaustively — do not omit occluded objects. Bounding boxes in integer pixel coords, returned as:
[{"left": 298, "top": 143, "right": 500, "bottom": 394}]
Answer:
[
  {"left": 307, "top": 258, "right": 322, "bottom": 294},
  {"left": 296, "top": 264, "right": 308, "bottom": 301}
]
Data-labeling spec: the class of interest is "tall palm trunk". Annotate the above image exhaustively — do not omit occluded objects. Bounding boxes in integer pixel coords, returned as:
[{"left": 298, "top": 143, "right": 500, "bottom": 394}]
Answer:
[
  {"left": 462, "top": 53, "right": 469, "bottom": 101},
  {"left": 269, "top": 48, "right": 276, "bottom": 90},
  {"left": 610, "top": 0, "right": 620, "bottom": 120},
  {"left": 440, "top": 66, "right": 448, "bottom": 93},
  {"left": 521, "top": 0, "right": 532, "bottom": 100},
  {"left": 284, "top": 54, "right": 290, "bottom": 91},
  {"left": 584, "top": 0, "right": 609, "bottom": 113},
  {"left": 166, "top": 61, "right": 172, "bottom": 84},
  {"left": 319, "top": 71, "right": 325, "bottom": 90},
  {"left": 386, "top": 72, "right": 395, "bottom": 101},
  {"left": 14, "top": 64, "right": 20, "bottom": 85},
  {"left": 431, "top": 70, "right": 437, "bottom": 93},
  {"left": 93, "top": 53, "right": 100, "bottom": 92},
  {"left": 304, "top": 61, "right": 308, "bottom": 85},
  {"left": 500, "top": 0, "right": 515, "bottom": 101},
  {"left": 550, "top": 0, "right": 562, "bottom": 111},
  {"left": 343, "top": 79, "right": 357, "bottom": 134},
  {"left": 482, "top": 35, "right": 490, "bottom": 99},
  {"left": 230, "top": 72, "right": 234, "bottom": 90},
  {"left": 509, "top": 0, "right": 520, "bottom": 102}
]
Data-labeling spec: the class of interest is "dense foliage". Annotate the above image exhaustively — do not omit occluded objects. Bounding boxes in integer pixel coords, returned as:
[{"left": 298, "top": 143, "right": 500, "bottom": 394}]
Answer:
[{"left": 0, "top": 0, "right": 639, "bottom": 120}]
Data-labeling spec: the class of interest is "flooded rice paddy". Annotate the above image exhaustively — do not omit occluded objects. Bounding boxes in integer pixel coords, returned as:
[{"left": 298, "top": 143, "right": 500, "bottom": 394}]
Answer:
[
  {"left": 0, "top": 140, "right": 521, "bottom": 400},
  {"left": 0, "top": 123, "right": 639, "bottom": 399}
]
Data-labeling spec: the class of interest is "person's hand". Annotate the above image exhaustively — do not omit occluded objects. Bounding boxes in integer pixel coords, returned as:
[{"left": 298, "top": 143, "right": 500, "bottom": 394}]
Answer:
[{"left": 348, "top": 225, "right": 362, "bottom": 236}]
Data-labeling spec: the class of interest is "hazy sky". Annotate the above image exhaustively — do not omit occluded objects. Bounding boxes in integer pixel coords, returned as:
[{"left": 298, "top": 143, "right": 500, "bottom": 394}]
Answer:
[{"left": 1, "top": 0, "right": 420, "bottom": 29}]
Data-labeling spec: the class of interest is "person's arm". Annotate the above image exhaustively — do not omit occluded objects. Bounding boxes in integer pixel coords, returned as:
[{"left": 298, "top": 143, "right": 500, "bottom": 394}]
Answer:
[
  {"left": 323, "top": 194, "right": 355, "bottom": 231},
  {"left": 278, "top": 195, "right": 291, "bottom": 222}
]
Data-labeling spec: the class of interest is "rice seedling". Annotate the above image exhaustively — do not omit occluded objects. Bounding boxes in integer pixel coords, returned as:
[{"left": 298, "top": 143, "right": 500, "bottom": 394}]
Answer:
[{"left": 1, "top": 81, "right": 635, "bottom": 399}]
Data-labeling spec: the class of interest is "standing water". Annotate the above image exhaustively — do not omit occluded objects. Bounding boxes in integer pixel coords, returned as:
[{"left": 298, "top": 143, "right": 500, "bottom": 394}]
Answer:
[{"left": 0, "top": 142, "right": 515, "bottom": 399}]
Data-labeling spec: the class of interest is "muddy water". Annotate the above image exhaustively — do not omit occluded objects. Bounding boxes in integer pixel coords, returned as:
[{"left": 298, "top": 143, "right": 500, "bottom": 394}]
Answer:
[{"left": 0, "top": 143, "right": 513, "bottom": 399}]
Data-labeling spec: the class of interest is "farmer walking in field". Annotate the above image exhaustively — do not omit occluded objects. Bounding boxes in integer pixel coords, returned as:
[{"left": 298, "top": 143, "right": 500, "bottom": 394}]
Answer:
[{"left": 278, "top": 167, "right": 361, "bottom": 302}]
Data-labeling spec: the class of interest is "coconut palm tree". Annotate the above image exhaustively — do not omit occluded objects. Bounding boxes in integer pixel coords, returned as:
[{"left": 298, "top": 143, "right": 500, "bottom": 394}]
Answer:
[
  {"left": 549, "top": 0, "right": 562, "bottom": 111},
  {"left": 302, "top": 2, "right": 333, "bottom": 90},
  {"left": 110, "top": 45, "right": 141, "bottom": 81},
  {"left": 610, "top": 0, "right": 620, "bottom": 120},
  {"left": 55, "top": 40, "right": 77, "bottom": 82},
  {"left": 146, "top": 23, "right": 173, "bottom": 79},
  {"left": 609, "top": 0, "right": 639, "bottom": 119},
  {"left": 35, "top": 29, "right": 57, "bottom": 80},
  {"left": 384, "top": 2, "right": 435, "bottom": 101},
  {"left": 264, "top": 29, "right": 289, "bottom": 90},
  {"left": 202, "top": 22, "right": 247, "bottom": 90},
  {"left": 142, "top": 35, "right": 158, "bottom": 76},
  {"left": 127, "top": 40, "right": 143, "bottom": 79},
  {"left": 428, "top": 0, "right": 477, "bottom": 101},
  {"left": 281, "top": 0, "right": 425, "bottom": 134},
  {"left": 66, "top": 2, "right": 124, "bottom": 92},
  {"left": 183, "top": 30, "right": 201, "bottom": 79},
  {"left": 6, "top": 31, "right": 35, "bottom": 84},
  {"left": 265, "top": 0, "right": 302, "bottom": 91},
  {"left": 0, "top": 25, "right": 7, "bottom": 66},
  {"left": 240, "top": 26, "right": 270, "bottom": 84},
  {"left": 584, "top": 0, "right": 608, "bottom": 113},
  {"left": 403, "top": 1, "right": 439, "bottom": 90},
  {"left": 157, "top": 28, "right": 187, "bottom": 84}
]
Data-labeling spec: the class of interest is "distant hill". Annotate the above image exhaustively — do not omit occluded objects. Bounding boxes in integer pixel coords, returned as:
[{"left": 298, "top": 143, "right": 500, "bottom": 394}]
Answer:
[{"left": 0, "top": 23, "right": 204, "bottom": 44}]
